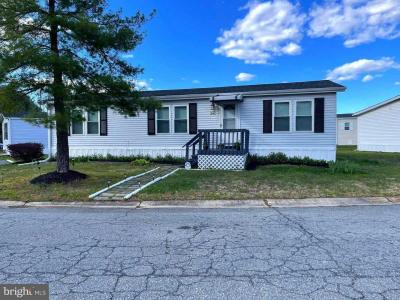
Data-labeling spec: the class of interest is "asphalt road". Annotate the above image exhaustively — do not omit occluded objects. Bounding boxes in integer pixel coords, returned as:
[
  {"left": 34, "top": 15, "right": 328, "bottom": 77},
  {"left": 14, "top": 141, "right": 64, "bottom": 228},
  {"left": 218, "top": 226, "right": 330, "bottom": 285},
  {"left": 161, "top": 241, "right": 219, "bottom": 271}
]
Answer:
[{"left": 1, "top": 205, "right": 400, "bottom": 300}]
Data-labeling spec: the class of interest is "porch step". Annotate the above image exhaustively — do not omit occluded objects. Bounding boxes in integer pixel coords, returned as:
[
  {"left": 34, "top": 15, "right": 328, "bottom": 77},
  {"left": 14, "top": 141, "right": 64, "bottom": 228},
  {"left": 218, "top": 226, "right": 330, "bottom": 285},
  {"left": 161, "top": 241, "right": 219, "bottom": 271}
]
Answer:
[{"left": 90, "top": 165, "right": 180, "bottom": 201}]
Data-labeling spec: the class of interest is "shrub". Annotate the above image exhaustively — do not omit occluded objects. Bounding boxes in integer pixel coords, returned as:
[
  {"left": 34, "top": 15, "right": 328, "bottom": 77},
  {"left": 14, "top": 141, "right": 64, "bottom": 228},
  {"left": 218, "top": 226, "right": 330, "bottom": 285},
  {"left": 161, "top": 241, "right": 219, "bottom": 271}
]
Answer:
[
  {"left": 131, "top": 158, "right": 151, "bottom": 166},
  {"left": 7, "top": 143, "right": 44, "bottom": 163},
  {"left": 70, "top": 154, "right": 184, "bottom": 165},
  {"left": 246, "top": 152, "right": 329, "bottom": 170},
  {"left": 329, "top": 160, "right": 361, "bottom": 174}
]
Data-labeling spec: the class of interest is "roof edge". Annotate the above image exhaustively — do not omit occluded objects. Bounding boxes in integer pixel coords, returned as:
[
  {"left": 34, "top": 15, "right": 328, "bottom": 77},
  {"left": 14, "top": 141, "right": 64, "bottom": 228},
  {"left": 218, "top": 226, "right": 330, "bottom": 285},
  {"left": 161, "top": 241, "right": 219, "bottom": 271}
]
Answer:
[
  {"left": 141, "top": 80, "right": 345, "bottom": 98},
  {"left": 354, "top": 95, "right": 400, "bottom": 116}
]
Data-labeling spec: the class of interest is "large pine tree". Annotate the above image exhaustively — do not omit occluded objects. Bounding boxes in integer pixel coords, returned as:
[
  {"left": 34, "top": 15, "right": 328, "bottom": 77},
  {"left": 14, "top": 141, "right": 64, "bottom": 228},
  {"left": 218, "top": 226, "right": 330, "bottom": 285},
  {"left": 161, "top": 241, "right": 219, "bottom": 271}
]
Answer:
[{"left": 0, "top": 0, "right": 157, "bottom": 175}]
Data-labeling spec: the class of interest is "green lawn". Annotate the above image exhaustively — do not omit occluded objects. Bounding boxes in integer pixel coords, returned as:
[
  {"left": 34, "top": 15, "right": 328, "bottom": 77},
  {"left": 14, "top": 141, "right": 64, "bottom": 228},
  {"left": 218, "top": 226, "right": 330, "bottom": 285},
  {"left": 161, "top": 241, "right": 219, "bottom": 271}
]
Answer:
[
  {"left": 0, "top": 162, "right": 148, "bottom": 201},
  {"left": 1, "top": 147, "right": 400, "bottom": 202},
  {"left": 138, "top": 146, "right": 400, "bottom": 200},
  {"left": 0, "top": 154, "right": 13, "bottom": 161}
]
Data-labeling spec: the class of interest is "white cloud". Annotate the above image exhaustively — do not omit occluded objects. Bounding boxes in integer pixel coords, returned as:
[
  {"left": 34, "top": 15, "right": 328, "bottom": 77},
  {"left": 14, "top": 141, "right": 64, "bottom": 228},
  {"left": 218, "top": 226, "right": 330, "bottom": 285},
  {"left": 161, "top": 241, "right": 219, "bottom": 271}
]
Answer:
[
  {"left": 362, "top": 74, "right": 374, "bottom": 82},
  {"left": 395, "top": 81, "right": 400, "bottom": 85},
  {"left": 308, "top": 0, "right": 400, "bottom": 47},
  {"left": 326, "top": 57, "right": 400, "bottom": 81},
  {"left": 192, "top": 80, "right": 201, "bottom": 84},
  {"left": 235, "top": 72, "right": 256, "bottom": 82},
  {"left": 133, "top": 79, "right": 152, "bottom": 90},
  {"left": 213, "top": 0, "right": 306, "bottom": 64}
]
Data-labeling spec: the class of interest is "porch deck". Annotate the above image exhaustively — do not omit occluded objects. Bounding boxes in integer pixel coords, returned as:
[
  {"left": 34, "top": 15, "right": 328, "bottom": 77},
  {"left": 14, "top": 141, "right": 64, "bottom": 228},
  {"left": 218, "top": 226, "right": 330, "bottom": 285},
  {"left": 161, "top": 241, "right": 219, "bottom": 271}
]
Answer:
[{"left": 184, "top": 129, "right": 250, "bottom": 169}]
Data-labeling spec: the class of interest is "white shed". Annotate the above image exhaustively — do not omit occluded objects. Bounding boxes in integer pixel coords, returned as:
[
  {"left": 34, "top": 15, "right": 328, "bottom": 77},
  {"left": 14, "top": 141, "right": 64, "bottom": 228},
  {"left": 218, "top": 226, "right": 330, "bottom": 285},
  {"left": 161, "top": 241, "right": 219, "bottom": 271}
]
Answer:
[
  {"left": 1, "top": 114, "right": 49, "bottom": 155},
  {"left": 337, "top": 113, "right": 357, "bottom": 146},
  {"left": 354, "top": 95, "right": 400, "bottom": 152}
]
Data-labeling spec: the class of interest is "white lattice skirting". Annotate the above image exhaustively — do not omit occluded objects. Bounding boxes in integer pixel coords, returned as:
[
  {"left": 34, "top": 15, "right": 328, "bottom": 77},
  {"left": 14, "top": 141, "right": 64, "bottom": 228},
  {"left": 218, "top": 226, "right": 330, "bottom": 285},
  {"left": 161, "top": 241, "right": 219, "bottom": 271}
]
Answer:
[{"left": 198, "top": 154, "right": 248, "bottom": 170}]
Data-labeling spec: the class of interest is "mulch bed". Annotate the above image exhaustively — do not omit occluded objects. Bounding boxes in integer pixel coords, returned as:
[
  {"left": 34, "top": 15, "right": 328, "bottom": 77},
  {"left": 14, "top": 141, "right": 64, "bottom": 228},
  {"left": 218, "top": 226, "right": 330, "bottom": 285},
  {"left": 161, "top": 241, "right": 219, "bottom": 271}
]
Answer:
[{"left": 31, "top": 170, "right": 87, "bottom": 184}]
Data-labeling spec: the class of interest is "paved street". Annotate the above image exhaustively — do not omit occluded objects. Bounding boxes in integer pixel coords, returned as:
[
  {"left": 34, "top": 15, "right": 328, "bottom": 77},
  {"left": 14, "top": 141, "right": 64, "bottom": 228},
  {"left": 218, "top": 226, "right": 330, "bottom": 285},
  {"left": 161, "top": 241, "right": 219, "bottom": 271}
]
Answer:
[{"left": 1, "top": 206, "right": 400, "bottom": 299}]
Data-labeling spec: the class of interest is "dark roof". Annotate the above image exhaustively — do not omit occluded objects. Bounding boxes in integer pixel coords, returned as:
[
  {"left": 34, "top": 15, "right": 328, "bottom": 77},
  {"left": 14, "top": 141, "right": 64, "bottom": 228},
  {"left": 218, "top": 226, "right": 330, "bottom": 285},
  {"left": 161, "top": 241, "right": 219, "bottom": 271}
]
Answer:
[
  {"left": 141, "top": 80, "right": 345, "bottom": 97},
  {"left": 337, "top": 113, "right": 354, "bottom": 118}
]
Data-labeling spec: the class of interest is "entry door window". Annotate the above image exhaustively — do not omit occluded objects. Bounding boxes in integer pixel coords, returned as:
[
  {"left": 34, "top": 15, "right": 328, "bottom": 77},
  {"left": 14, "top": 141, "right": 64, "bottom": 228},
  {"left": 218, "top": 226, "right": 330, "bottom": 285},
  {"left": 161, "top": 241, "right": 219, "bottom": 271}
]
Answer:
[{"left": 223, "top": 105, "right": 236, "bottom": 129}]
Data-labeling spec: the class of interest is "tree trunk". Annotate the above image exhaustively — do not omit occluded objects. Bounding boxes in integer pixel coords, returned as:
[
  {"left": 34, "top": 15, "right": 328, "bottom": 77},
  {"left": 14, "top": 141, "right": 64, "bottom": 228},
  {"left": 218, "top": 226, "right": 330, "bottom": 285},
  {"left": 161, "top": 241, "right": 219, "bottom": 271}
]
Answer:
[
  {"left": 49, "top": 0, "right": 70, "bottom": 173},
  {"left": 55, "top": 118, "right": 70, "bottom": 173}
]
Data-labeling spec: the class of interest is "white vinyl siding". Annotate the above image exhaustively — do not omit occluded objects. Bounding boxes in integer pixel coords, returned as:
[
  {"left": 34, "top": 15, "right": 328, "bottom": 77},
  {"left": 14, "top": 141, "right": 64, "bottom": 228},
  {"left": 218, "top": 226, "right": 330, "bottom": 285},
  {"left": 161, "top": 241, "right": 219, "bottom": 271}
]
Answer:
[
  {"left": 3, "top": 118, "right": 49, "bottom": 154},
  {"left": 337, "top": 117, "right": 357, "bottom": 146},
  {"left": 52, "top": 100, "right": 220, "bottom": 157},
  {"left": 358, "top": 100, "right": 400, "bottom": 152},
  {"left": 240, "top": 93, "right": 337, "bottom": 161},
  {"left": 51, "top": 93, "right": 337, "bottom": 161}
]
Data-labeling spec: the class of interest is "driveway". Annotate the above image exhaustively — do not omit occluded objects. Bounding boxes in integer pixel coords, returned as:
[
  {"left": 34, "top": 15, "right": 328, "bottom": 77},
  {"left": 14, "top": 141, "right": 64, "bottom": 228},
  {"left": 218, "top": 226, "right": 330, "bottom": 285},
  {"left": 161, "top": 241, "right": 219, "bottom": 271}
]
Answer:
[{"left": 1, "top": 206, "right": 400, "bottom": 299}]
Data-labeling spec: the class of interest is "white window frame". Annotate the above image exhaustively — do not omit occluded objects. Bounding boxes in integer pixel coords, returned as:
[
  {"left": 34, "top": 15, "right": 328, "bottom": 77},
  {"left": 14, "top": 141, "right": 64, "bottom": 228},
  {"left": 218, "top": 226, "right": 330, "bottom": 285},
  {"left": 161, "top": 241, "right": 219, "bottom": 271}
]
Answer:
[
  {"left": 344, "top": 122, "right": 351, "bottom": 131},
  {"left": 156, "top": 105, "right": 171, "bottom": 134},
  {"left": 86, "top": 111, "right": 100, "bottom": 135},
  {"left": 71, "top": 111, "right": 85, "bottom": 136},
  {"left": 173, "top": 104, "right": 189, "bottom": 134},
  {"left": 294, "top": 100, "right": 314, "bottom": 132},
  {"left": 272, "top": 100, "right": 292, "bottom": 133}
]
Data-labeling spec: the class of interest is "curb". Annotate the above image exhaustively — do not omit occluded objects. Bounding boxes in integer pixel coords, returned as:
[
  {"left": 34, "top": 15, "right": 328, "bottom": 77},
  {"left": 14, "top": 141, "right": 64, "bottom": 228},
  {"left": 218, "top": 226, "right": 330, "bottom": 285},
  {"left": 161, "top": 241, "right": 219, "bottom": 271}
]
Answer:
[
  {"left": 139, "top": 199, "right": 266, "bottom": 209},
  {"left": 0, "top": 197, "right": 398, "bottom": 209},
  {"left": 0, "top": 201, "right": 140, "bottom": 209}
]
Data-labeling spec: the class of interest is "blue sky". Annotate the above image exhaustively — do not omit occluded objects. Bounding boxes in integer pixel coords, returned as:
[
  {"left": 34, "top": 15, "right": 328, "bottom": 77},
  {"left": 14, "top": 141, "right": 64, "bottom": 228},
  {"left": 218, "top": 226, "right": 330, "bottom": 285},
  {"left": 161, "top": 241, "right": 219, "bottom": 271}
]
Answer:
[{"left": 109, "top": 0, "right": 400, "bottom": 113}]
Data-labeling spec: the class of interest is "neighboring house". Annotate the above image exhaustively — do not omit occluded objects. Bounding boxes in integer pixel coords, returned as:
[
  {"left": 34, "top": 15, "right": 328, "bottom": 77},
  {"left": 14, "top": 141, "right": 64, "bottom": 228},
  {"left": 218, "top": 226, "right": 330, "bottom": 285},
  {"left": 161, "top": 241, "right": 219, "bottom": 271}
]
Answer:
[
  {"left": 1, "top": 114, "right": 49, "bottom": 154},
  {"left": 354, "top": 95, "right": 400, "bottom": 153},
  {"left": 49, "top": 80, "right": 345, "bottom": 169},
  {"left": 337, "top": 113, "right": 357, "bottom": 146}
]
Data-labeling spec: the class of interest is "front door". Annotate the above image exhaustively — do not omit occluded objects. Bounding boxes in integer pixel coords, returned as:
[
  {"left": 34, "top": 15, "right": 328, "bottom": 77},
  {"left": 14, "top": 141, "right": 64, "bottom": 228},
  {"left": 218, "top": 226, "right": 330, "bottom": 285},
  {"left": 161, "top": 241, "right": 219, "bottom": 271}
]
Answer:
[{"left": 222, "top": 104, "right": 236, "bottom": 129}]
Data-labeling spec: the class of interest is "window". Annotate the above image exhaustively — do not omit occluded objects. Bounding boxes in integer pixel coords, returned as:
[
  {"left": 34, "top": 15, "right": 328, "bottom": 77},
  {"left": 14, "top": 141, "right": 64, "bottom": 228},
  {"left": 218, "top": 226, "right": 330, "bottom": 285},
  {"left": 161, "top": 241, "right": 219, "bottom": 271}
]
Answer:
[
  {"left": 223, "top": 105, "right": 236, "bottom": 129},
  {"left": 3, "top": 122, "right": 8, "bottom": 140},
  {"left": 274, "top": 102, "right": 290, "bottom": 131},
  {"left": 87, "top": 111, "right": 99, "bottom": 134},
  {"left": 174, "top": 106, "right": 187, "bottom": 133},
  {"left": 296, "top": 101, "right": 312, "bottom": 131},
  {"left": 157, "top": 107, "right": 170, "bottom": 133},
  {"left": 344, "top": 122, "right": 351, "bottom": 131},
  {"left": 71, "top": 111, "right": 84, "bottom": 135}
]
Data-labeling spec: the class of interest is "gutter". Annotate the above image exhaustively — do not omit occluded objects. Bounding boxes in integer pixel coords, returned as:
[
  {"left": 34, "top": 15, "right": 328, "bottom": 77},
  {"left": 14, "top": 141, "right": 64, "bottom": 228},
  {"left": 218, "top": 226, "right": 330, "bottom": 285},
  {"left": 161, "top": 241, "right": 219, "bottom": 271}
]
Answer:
[{"left": 142, "top": 87, "right": 347, "bottom": 102}]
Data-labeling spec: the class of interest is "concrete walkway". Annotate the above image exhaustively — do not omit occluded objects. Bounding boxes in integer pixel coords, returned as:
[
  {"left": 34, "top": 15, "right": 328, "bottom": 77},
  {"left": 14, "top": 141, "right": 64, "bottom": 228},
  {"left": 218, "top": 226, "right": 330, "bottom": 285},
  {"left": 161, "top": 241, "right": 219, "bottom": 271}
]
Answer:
[
  {"left": 91, "top": 165, "right": 179, "bottom": 201},
  {"left": 1, "top": 196, "right": 399, "bottom": 209}
]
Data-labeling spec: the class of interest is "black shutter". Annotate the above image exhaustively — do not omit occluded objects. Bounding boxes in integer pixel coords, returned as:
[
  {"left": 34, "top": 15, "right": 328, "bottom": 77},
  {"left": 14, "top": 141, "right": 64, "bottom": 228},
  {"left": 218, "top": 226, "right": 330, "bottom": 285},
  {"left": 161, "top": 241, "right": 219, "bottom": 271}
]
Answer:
[
  {"left": 100, "top": 108, "right": 108, "bottom": 136},
  {"left": 148, "top": 109, "right": 156, "bottom": 135},
  {"left": 263, "top": 100, "right": 273, "bottom": 133},
  {"left": 314, "top": 98, "right": 325, "bottom": 133},
  {"left": 188, "top": 103, "right": 197, "bottom": 134}
]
